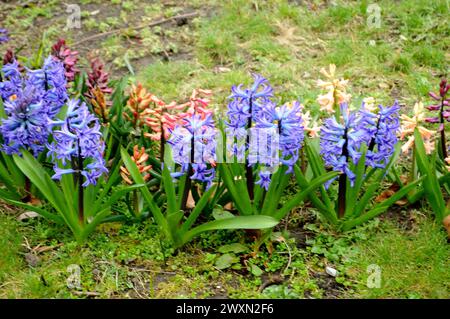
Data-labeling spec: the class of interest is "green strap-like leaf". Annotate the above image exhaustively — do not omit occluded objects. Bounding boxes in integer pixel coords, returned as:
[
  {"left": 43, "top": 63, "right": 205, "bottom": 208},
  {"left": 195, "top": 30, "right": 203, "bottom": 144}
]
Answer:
[
  {"left": 2, "top": 198, "right": 63, "bottom": 224},
  {"left": 414, "top": 128, "right": 446, "bottom": 220},
  {"left": 294, "top": 165, "right": 337, "bottom": 224},
  {"left": 350, "top": 170, "right": 385, "bottom": 218},
  {"left": 345, "top": 146, "right": 367, "bottom": 215},
  {"left": 181, "top": 215, "right": 279, "bottom": 248},
  {"left": 274, "top": 171, "right": 339, "bottom": 221},
  {"left": 304, "top": 140, "right": 334, "bottom": 209},
  {"left": 261, "top": 166, "right": 290, "bottom": 216},
  {"left": 0, "top": 160, "right": 21, "bottom": 195},
  {"left": 342, "top": 176, "right": 425, "bottom": 230},
  {"left": 181, "top": 185, "right": 217, "bottom": 233},
  {"left": 218, "top": 164, "right": 253, "bottom": 215},
  {"left": 94, "top": 162, "right": 121, "bottom": 207},
  {"left": 98, "top": 184, "right": 144, "bottom": 212},
  {"left": 3, "top": 153, "right": 25, "bottom": 186},
  {"left": 13, "top": 152, "right": 80, "bottom": 233},
  {"left": 120, "top": 147, "right": 170, "bottom": 237},
  {"left": 162, "top": 165, "right": 178, "bottom": 216}
]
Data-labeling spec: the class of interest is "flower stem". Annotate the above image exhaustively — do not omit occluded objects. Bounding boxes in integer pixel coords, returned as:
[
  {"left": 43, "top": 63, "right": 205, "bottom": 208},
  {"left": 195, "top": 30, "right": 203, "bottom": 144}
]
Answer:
[
  {"left": 22, "top": 176, "right": 31, "bottom": 202},
  {"left": 368, "top": 116, "right": 381, "bottom": 152},
  {"left": 300, "top": 144, "right": 306, "bottom": 173},
  {"left": 440, "top": 98, "right": 448, "bottom": 159},
  {"left": 337, "top": 127, "right": 348, "bottom": 219},
  {"left": 246, "top": 98, "right": 254, "bottom": 200},
  {"left": 181, "top": 129, "right": 195, "bottom": 211},
  {"left": 160, "top": 128, "right": 166, "bottom": 162},
  {"left": 133, "top": 189, "right": 139, "bottom": 217},
  {"left": 333, "top": 88, "right": 341, "bottom": 120},
  {"left": 77, "top": 142, "right": 84, "bottom": 224},
  {"left": 410, "top": 147, "right": 417, "bottom": 184},
  {"left": 160, "top": 107, "right": 166, "bottom": 162},
  {"left": 337, "top": 173, "right": 347, "bottom": 219}
]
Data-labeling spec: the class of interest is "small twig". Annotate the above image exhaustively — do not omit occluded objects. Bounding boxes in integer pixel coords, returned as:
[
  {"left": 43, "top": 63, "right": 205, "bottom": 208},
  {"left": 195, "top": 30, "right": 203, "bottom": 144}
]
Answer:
[
  {"left": 0, "top": 281, "right": 20, "bottom": 290},
  {"left": 73, "top": 12, "right": 198, "bottom": 46},
  {"left": 289, "top": 267, "right": 296, "bottom": 282},
  {"left": 130, "top": 267, "right": 176, "bottom": 275},
  {"left": 33, "top": 243, "right": 63, "bottom": 254},
  {"left": 22, "top": 236, "right": 32, "bottom": 251},
  {"left": 72, "top": 291, "right": 101, "bottom": 297},
  {"left": 281, "top": 237, "right": 292, "bottom": 275},
  {"left": 131, "top": 274, "right": 148, "bottom": 299}
]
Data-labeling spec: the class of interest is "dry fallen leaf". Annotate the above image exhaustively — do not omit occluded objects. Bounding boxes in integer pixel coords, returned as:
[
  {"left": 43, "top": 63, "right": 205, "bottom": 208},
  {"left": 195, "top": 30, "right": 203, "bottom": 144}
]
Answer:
[
  {"left": 28, "top": 197, "right": 42, "bottom": 205},
  {"left": 214, "top": 66, "right": 231, "bottom": 74},
  {"left": 224, "top": 202, "right": 234, "bottom": 211},
  {"left": 375, "top": 177, "right": 409, "bottom": 206},
  {"left": 33, "top": 244, "right": 63, "bottom": 254},
  {"left": 186, "top": 190, "right": 196, "bottom": 209}
]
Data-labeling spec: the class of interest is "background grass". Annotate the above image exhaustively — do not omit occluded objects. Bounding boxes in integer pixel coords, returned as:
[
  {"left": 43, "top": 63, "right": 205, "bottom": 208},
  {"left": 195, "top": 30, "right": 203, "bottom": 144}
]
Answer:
[{"left": 348, "top": 217, "right": 450, "bottom": 298}]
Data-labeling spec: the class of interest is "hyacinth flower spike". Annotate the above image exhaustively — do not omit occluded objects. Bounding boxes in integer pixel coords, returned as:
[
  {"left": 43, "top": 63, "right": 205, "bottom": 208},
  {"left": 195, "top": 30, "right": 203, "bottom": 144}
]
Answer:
[
  {"left": 256, "top": 101, "right": 305, "bottom": 190},
  {"left": 168, "top": 113, "right": 216, "bottom": 210},
  {"left": 226, "top": 74, "right": 274, "bottom": 199},
  {"left": 320, "top": 103, "right": 366, "bottom": 217},
  {"left": 400, "top": 102, "right": 436, "bottom": 156},
  {"left": 316, "top": 64, "right": 351, "bottom": 116},
  {"left": 141, "top": 93, "right": 184, "bottom": 161},
  {"left": 48, "top": 99, "right": 108, "bottom": 223},
  {"left": 51, "top": 39, "right": 79, "bottom": 83},
  {"left": 0, "top": 56, "right": 67, "bottom": 201},
  {"left": 426, "top": 78, "right": 449, "bottom": 159},
  {"left": 125, "top": 83, "right": 154, "bottom": 129},
  {"left": 0, "top": 87, "right": 50, "bottom": 156},
  {"left": 0, "top": 56, "right": 67, "bottom": 155},
  {"left": 312, "top": 100, "right": 404, "bottom": 226},
  {"left": 358, "top": 100, "right": 400, "bottom": 169},
  {"left": 178, "top": 88, "right": 214, "bottom": 120},
  {"left": 85, "top": 58, "right": 112, "bottom": 120}
]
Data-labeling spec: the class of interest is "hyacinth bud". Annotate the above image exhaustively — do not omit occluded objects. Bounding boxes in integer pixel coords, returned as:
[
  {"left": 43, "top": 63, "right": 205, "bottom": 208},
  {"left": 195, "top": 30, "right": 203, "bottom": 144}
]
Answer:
[
  {"left": 3, "top": 48, "right": 14, "bottom": 65},
  {"left": 3, "top": 49, "right": 25, "bottom": 73},
  {"left": 124, "top": 83, "right": 153, "bottom": 127},
  {"left": 443, "top": 111, "right": 450, "bottom": 120},
  {"left": 426, "top": 104, "right": 440, "bottom": 111},
  {"left": 316, "top": 64, "right": 351, "bottom": 114},
  {"left": 426, "top": 78, "right": 450, "bottom": 129},
  {"left": 439, "top": 78, "right": 449, "bottom": 98},
  {"left": 91, "top": 87, "right": 108, "bottom": 123},
  {"left": 425, "top": 117, "right": 439, "bottom": 123},
  {"left": 85, "top": 58, "right": 112, "bottom": 107},
  {"left": 178, "top": 88, "right": 214, "bottom": 119},
  {"left": 51, "top": 38, "right": 79, "bottom": 82},
  {"left": 140, "top": 91, "right": 185, "bottom": 141},
  {"left": 120, "top": 145, "right": 152, "bottom": 185},
  {"left": 168, "top": 113, "right": 216, "bottom": 188},
  {"left": 429, "top": 92, "right": 440, "bottom": 101}
]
